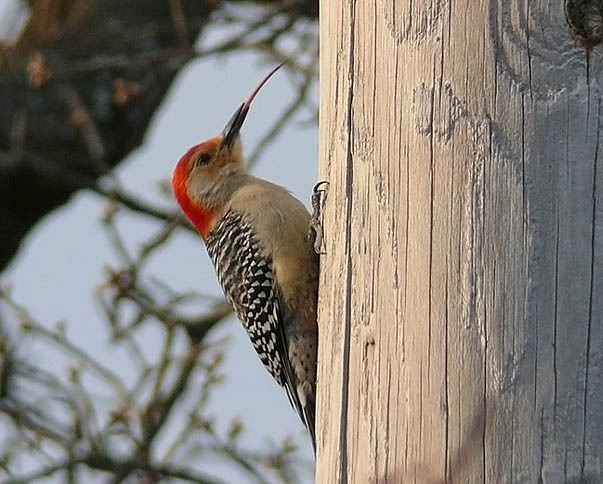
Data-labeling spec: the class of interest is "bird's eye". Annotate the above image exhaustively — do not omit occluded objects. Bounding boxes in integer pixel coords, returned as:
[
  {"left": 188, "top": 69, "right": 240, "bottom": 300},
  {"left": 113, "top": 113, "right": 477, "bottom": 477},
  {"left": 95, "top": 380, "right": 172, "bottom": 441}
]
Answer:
[{"left": 195, "top": 152, "right": 212, "bottom": 166}]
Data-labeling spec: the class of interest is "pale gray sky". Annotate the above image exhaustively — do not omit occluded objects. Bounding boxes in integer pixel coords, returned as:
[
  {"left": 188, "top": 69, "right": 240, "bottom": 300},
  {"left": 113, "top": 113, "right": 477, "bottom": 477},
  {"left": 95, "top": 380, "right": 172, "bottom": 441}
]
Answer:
[{"left": 2, "top": 14, "right": 318, "bottom": 482}]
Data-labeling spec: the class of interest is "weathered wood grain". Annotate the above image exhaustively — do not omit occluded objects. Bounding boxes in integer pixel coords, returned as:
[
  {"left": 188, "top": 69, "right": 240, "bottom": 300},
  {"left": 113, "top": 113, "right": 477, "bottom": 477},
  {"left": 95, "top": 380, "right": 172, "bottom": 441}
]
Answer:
[{"left": 316, "top": 0, "right": 603, "bottom": 482}]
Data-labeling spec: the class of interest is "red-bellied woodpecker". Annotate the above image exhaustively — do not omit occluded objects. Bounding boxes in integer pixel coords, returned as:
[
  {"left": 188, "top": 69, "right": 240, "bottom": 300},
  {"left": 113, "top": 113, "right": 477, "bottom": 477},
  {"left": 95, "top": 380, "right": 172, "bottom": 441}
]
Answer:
[{"left": 172, "top": 65, "right": 318, "bottom": 450}]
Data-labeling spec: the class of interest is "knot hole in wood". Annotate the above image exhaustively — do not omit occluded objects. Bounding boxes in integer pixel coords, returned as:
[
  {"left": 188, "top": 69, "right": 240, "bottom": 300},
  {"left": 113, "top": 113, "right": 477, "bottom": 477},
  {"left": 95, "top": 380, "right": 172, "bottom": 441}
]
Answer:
[{"left": 565, "top": 0, "right": 603, "bottom": 47}]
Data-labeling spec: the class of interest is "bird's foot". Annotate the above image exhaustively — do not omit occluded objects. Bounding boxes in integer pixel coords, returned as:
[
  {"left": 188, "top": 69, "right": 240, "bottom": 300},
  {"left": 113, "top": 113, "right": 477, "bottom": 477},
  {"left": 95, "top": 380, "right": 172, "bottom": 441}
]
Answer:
[{"left": 310, "top": 181, "right": 329, "bottom": 254}]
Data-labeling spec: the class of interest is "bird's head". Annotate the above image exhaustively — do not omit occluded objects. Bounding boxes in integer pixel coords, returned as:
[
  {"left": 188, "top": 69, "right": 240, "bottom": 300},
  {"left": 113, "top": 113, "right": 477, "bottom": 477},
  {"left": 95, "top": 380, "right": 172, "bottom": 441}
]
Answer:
[{"left": 172, "top": 64, "right": 283, "bottom": 237}]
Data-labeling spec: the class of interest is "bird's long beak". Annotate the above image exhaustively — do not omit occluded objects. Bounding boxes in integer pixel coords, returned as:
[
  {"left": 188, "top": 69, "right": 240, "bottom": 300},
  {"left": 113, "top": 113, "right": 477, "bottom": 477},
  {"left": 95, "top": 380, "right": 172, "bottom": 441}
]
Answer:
[{"left": 221, "top": 63, "right": 284, "bottom": 149}]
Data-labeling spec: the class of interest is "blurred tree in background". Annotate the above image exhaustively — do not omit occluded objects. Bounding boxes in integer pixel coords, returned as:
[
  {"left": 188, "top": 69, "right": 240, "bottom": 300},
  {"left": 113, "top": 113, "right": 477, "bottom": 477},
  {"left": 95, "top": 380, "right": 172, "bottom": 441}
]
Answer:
[{"left": 0, "top": 0, "right": 317, "bottom": 482}]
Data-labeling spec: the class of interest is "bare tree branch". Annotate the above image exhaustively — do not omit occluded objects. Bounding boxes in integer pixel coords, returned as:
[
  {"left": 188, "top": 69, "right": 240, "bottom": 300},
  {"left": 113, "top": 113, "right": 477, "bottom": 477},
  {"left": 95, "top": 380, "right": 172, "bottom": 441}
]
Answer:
[{"left": 1, "top": 2, "right": 317, "bottom": 482}]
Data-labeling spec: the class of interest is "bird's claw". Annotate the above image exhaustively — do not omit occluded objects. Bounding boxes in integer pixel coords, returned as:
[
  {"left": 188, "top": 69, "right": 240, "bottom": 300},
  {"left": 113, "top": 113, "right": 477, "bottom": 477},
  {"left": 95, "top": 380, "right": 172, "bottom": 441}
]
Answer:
[{"left": 310, "top": 181, "right": 329, "bottom": 255}]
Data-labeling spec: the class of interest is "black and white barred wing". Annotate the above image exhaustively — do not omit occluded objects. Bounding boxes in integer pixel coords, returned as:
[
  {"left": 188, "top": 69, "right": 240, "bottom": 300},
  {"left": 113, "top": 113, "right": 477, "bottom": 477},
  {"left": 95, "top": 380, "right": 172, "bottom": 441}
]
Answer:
[
  {"left": 205, "top": 211, "right": 291, "bottom": 387},
  {"left": 206, "top": 210, "right": 314, "bottom": 450}
]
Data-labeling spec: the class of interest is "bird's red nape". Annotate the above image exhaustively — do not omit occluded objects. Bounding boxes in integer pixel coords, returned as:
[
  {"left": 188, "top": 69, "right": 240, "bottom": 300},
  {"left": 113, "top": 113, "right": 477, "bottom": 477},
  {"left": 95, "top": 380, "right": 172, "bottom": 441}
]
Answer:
[{"left": 172, "top": 140, "right": 218, "bottom": 238}]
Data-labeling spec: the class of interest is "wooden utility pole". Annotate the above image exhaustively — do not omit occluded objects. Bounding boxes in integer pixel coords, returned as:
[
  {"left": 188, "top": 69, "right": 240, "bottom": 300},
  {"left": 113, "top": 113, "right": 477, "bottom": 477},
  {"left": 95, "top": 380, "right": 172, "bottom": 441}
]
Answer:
[{"left": 316, "top": 1, "right": 603, "bottom": 482}]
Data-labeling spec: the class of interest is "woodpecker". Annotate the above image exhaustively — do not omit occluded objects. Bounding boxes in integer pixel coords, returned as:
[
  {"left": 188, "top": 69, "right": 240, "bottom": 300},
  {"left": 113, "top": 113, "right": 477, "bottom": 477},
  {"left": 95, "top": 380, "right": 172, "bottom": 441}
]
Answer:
[{"left": 172, "top": 65, "right": 318, "bottom": 449}]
